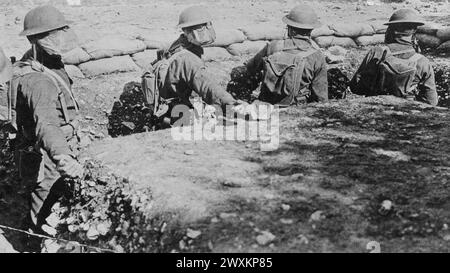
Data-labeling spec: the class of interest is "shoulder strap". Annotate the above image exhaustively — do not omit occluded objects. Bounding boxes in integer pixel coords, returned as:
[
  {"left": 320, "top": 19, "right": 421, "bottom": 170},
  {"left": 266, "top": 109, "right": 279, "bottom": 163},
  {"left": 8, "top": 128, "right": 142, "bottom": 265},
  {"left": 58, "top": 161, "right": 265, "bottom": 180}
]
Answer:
[
  {"left": 14, "top": 60, "right": 78, "bottom": 124},
  {"left": 292, "top": 50, "right": 316, "bottom": 98}
]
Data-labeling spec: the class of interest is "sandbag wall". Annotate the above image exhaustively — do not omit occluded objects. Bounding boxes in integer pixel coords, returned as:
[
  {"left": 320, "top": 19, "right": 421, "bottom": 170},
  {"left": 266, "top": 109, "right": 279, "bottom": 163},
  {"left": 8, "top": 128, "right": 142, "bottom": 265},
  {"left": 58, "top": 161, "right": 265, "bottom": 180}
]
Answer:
[{"left": 62, "top": 22, "right": 450, "bottom": 79}]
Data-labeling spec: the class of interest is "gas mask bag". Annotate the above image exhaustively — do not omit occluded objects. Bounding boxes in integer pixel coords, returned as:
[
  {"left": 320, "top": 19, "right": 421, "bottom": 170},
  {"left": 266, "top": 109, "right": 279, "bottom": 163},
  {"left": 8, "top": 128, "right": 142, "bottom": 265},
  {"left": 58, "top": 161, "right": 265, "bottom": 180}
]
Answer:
[
  {"left": 37, "top": 27, "right": 79, "bottom": 57},
  {"left": 185, "top": 23, "right": 216, "bottom": 46}
]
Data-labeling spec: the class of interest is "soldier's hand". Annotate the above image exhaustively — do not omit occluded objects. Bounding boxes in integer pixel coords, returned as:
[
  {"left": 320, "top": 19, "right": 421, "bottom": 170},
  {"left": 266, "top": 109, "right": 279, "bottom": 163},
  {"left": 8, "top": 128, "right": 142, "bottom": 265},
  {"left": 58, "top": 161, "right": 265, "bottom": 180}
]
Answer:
[
  {"left": 54, "top": 154, "right": 84, "bottom": 179},
  {"left": 231, "top": 100, "right": 253, "bottom": 117}
]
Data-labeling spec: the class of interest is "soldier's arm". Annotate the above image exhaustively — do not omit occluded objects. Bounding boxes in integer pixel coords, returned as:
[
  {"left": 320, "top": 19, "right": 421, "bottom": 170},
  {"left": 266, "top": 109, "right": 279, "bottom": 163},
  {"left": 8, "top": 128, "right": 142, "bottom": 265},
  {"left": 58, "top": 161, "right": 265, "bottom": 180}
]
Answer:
[
  {"left": 169, "top": 53, "right": 236, "bottom": 106},
  {"left": 25, "top": 76, "right": 72, "bottom": 158},
  {"left": 309, "top": 52, "right": 329, "bottom": 102},
  {"left": 416, "top": 59, "right": 438, "bottom": 106}
]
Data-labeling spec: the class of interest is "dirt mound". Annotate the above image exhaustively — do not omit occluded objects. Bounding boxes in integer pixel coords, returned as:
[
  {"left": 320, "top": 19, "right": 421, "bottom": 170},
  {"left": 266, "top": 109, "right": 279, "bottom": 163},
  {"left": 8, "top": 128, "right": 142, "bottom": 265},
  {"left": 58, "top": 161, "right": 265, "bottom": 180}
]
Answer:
[{"left": 72, "top": 96, "right": 450, "bottom": 252}]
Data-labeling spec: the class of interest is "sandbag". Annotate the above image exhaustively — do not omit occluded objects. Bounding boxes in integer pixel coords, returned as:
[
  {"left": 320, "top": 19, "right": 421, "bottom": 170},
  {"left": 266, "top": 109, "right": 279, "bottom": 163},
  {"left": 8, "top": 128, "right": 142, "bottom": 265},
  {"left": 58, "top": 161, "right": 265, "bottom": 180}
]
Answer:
[
  {"left": 311, "top": 25, "right": 335, "bottom": 38},
  {"left": 208, "top": 29, "right": 246, "bottom": 47},
  {"left": 62, "top": 47, "right": 91, "bottom": 65},
  {"left": 136, "top": 35, "right": 170, "bottom": 50},
  {"left": 314, "top": 36, "right": 357, "bottom": 48},
  {"left": 131, "top": 50, "right": 158, "bottom": 69},
  {"left": 82, "top": 36, "right": 147, "bottom": 60},
  {"left": 416, "top": 34, "right": 442, "bottom": 49},
  {"left": 354, "top": 34, "right": 385, "bottom": 46},
  {"left": 436, "top": 40, "right": 450, "bottom": 53},
  {"left": 437, "top": 28, "right": 450, "bottom": 42},
  {"left": 239, "top": 25, "right": 284, "bottom": 41},
  {"left": 330, "top": 23, "right": 375, "bottom": 37},
  {"left": 226, "top": 40, "right": 268, "bottom": 56},
  {"left": 417, "top": 24, "right": 441, "bottom": 35},
  {"left": 65, "top": 65, "right": 85, "bottom": 79},
  {"left": 79, "top": 56, "right": 139, "bottom": 77},
  {"left": 203, "top": 47, "right": 233, "bottom": 62},
  {"left": 370, "top": 21, "right": 388, "bottom": 34}
]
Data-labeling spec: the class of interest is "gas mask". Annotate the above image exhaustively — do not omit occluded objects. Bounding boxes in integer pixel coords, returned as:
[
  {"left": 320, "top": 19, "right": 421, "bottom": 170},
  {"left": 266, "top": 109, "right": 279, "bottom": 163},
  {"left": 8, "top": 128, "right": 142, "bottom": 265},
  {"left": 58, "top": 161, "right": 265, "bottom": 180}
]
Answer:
[
  {"left": 184, "top": 23, "right": 216, "bottom": 46},
  {"left": 35, "top": 27, "right": 79, "bottom": 57}
]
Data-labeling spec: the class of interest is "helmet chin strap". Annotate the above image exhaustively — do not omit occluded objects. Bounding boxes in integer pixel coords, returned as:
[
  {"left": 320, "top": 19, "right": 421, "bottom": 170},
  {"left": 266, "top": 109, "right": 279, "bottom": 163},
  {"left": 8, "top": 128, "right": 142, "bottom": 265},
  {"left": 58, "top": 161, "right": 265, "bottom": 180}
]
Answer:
[{"left": 32, "top": 43, "right": 37, "bottom": 60}]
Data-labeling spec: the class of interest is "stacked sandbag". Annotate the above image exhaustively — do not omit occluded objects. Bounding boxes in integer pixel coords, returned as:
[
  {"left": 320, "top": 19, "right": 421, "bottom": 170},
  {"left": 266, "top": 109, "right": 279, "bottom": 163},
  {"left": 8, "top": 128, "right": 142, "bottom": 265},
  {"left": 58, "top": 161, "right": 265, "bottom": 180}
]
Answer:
[
  {"left": 227, "top": 40, "right": 268, "bottom": 56},
  {"left": 437, "top": 41, "right": 450, "bottom": 53},
  {"left": 131, "top": 50, "right": 158, "bottom": 70},
  {"left": 416, "top": 24, "right": 450, "bottom": 52},
  {"left": 136, "top": 34, "right": 171, "bottom": 50},
  {"left": 65, "top": 65, "right": 85, "bottom": 79},
  {"left": 416, "top": 34, "right": 442, "bottom": 49},
  {"left": 370, "top": 21, "right": 388, "bottom": 34},
  {"left": 82, "top": 36, "right": 146, "bottom": 60},
  {"left": 79, "top": 55, "right": 139, "bottom": 77},
  {"left": 208, "top": 29, "right": 246, "bottom": 47},
  {"left": 330, "top": 23, "right": 375, "bottom": 38},
  {"left": 203, "top": 47, "right": 233, "bottom": 62},
  {"left": 239, "top": 25, "right": 284, "bottom": 41},
  {"left": 354, "top": 34, "right": 385, "bottom": 46},
  {"left": 62, "top": 47, "right": 91, "bottom": 65},
  {"left": 311, "top": 25, "right": 335, "bottom": 38},
  {"left": 314, "top": 36, "right": 357, "bottom": 48}
]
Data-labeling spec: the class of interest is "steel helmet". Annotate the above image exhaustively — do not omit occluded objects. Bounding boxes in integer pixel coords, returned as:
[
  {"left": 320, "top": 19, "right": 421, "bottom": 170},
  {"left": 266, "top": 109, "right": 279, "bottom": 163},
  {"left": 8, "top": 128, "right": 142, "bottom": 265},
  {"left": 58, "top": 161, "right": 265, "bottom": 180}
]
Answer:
[
  {"left": 20, "top": 5, "right": 70, "bottom": 36},
  {"left": 178, "top": 6, "right": 213, "bottom": 29},
  {"left": 384, "top": 9, "right": 425, "bottom": 26},
  {"left": 0, "top": 48, "right": 12, "bottom": 84},
  {"left": 282, "top": 4, "right": 322, "bottom": 30}
]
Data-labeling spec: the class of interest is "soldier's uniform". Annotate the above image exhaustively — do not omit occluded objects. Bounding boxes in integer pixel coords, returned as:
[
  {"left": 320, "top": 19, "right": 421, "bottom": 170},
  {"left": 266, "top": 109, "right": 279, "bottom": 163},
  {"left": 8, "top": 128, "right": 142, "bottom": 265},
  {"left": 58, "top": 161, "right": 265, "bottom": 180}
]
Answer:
[
  {"left": 350, "top": 8, "right": 438, "bottom": 106},
  {"left": 160, "top": 34, "right": 236, "bottom": 107},
  {"left": 13, "top": 54, "right": 79, "bottom": 227},
  {"left": 350, "top": 43, "right": 438, "bottom": 106},
  {"left": 11, "top": 5, "right": 82, "bottom": 230},
  {"left": 245, "top": 36, "right": 329, "bottom": 104}
]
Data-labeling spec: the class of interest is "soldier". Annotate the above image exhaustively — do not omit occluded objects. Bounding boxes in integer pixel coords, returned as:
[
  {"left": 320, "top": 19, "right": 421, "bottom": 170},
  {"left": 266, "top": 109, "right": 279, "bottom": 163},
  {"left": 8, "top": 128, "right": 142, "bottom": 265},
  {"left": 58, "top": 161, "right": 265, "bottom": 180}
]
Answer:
[
  {"left": 147, "top": 6, "right": 245, "bottom": 127},
  {"left": 11, "top": 5, "right": 83, "bottom": 234},
  {"left": 0, "top": 48, "right": 13, "bottom": 122},
  {"left": 350, "top": 9, "right": 438, "bottom": 106},
  {"left": 242, "top": 4, "right": 329, "bottom": 106}
]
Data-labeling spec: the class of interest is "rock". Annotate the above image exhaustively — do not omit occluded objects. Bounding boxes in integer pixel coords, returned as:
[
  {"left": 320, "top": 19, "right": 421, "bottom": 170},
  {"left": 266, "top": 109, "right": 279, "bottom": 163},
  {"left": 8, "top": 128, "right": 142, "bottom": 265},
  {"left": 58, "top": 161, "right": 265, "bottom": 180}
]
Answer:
[
  {"left": 309, "top": 211, "right": 325, "bottom": 222},
  {"left": 256, "top": 231, "right": 276, "bottom": 246},
  {"left": 184, "top": 150, "right": 195, "bottom": 156},
  {"left": 379, "top": 200, "right": 393, "bottom": 215},
  {"left": 121, "top": 121, "right": 136, "bottom": 131},
  {"left": 221, "top": 179, "right": 244, "bottom": 188},
  {"left": 280, "top": 219, "right": 294, "bottom": 225},
  {"left": 444, "top": 234, "right": 450, "bottom": 241},
  {"left": 281, "top": 204, "right": 291, "bottom": 211},
  {"left": 211, "top": 217, "right": 219, "bottom": 223},
  {"left": 179, "top": 240, "right": 187, "bottom": 250},
  {"left": 186, "top": 229, "right": 202, "bottom": 239},
  {"left": 220, "top": 212, "right": 237, "bottom": 219},
  {"left": 372, "top": 149, "right": 411, "bottom": 162}
]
